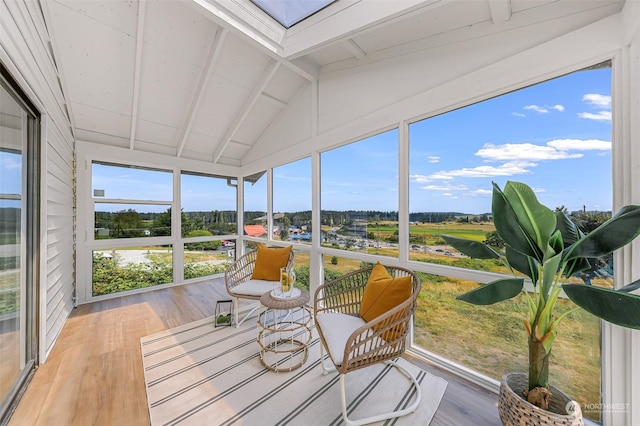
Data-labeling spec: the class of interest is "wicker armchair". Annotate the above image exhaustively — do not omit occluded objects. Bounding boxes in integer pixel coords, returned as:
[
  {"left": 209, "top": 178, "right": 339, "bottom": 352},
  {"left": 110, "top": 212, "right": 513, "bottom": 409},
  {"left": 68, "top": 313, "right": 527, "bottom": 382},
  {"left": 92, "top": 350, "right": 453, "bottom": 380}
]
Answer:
[
  {"left": 224, "top": 248, "right": 295, "bottom": 327},
  {"left": 314, "top": 264, "right": 422, "bottom": 426}
]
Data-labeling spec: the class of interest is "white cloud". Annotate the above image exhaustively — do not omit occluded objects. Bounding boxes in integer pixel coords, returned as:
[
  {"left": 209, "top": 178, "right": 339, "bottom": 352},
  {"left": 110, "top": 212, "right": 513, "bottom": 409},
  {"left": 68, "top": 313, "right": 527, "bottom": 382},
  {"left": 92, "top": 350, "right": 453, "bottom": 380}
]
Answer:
[
  {"left": 512, "top": 112, "right": 525, "bottom": 117},
  {"left": 421, "top": 184, "right": 468, "bottom": 191},
  {"left": 522, "top": 104, "right": 564, "bottom": 114},
  {"left": 577, "top": 111, "right": 611, "bottom": 122},
  {"left": 467, "top": 189, "right": 493, "bottom": 197},
  {"left": 476, "top": 143, "right": 583, "bottom": 161},
  {"left": 410, "top": 174, "right": 435, "bottom": 183},
  {"left": 582, "top": 93, "right": 611, "bottom": 108},
  {"left": 426, "top": 155, "right": 440, "bottom": 163},
  {"left": 414, "top": 138, "right": 610, "bottom": 184},
  {"left": 524, "top": 105, "right": 548, "bottom": 113},
  {"left": 547, "top": 138, "right": 611, "bottom": 151},
  {"left": 423, "top": 161, "right": 536, "bottom": 180},
  {"left": 2, "top": 157, "right": 21, "bottom": 170}
]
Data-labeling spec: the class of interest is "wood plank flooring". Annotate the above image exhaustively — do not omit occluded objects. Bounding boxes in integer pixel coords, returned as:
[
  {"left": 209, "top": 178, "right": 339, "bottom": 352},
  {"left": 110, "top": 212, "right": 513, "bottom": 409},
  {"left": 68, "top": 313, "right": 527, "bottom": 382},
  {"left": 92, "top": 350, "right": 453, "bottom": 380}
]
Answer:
[{"left": 8, "top": 279, "right": 501, "bottom": 426}]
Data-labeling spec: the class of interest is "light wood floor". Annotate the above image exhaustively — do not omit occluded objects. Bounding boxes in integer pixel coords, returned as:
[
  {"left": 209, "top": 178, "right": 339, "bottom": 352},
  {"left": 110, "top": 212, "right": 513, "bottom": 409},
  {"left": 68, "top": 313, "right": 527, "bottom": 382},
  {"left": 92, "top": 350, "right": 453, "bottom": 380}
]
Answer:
[{"left": 8, "top": 279, "right": 501, "bottom": 426}]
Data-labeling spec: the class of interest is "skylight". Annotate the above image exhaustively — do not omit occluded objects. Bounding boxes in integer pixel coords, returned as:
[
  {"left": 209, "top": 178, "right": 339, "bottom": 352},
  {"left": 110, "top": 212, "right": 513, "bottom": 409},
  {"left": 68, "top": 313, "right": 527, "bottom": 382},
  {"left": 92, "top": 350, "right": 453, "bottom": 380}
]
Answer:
[{"left": 251, "top": 0, "right": 337, "bottom": 28}]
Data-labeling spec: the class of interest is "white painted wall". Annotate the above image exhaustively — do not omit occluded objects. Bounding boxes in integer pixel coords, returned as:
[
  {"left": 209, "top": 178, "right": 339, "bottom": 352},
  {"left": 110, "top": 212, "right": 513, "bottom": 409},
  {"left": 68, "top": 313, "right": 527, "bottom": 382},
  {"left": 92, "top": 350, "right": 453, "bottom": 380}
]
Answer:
[{"left": 0, "top": 0, "right": 76, "bottom": 362}]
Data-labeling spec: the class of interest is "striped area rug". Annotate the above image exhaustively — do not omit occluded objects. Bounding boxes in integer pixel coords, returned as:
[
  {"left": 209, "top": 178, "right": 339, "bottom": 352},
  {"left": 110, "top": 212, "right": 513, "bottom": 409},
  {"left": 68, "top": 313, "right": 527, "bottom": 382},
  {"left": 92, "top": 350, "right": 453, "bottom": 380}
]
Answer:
[{"left": 141, "top": 312, "right": 447, "bottom": 425}]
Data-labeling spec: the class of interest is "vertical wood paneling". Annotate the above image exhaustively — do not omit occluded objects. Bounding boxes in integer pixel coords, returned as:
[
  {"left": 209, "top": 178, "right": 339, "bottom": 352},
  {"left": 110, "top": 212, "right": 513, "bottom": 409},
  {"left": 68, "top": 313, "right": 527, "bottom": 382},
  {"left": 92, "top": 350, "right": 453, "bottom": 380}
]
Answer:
[{"left": 1, "top": 0, "right": 76, "bottom": 360}]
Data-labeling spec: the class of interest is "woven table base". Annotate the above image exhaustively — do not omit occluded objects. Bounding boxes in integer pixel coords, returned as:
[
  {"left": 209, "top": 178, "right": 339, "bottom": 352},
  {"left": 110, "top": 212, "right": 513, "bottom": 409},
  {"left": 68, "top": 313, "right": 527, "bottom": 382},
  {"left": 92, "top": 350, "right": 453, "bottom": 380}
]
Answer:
[{"left": 498, "top": 372, "right": 583, "bottom": 426}]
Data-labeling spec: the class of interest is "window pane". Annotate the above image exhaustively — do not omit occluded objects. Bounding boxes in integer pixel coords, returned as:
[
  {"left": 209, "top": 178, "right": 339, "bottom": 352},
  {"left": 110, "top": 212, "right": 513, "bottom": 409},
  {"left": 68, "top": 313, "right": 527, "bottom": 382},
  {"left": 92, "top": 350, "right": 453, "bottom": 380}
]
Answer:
[
  {"left": 273, "top": 158, "right": 311, "bottom": 244},
  {"left": 95, "top": 203, "right": 171, "bottom": 239},
  {"left": 184, "top": 240, "right": 233, "bottom": 281},
  {"left": 244, "top": 171, "right": 267, "bottom": 239},
  {"left": 408, "top": 64, "right": 611, "bottom": 422},
  {"left": 0, "top": 112, "right": 24, "bottom": 405},
  {"left": 323, "top": 255, "right": 374, "bottom": 283},
  {"left": 92, "top": 245, "right": 173, "bottom": 296},
  {"left": 413, "top": 271, "right": 602, "bottom": 420},
  {"left": 92, "top": 162, "right": 172, "bottom": 201},
  {"left": 321, "top": 130, "right": 399, "bottom": 257},
  {"left": 290, "top": 249, "right": 310, "bottom": 290},
  {"left": 181, "top": 173, "right": 237, "bottom": 238}
]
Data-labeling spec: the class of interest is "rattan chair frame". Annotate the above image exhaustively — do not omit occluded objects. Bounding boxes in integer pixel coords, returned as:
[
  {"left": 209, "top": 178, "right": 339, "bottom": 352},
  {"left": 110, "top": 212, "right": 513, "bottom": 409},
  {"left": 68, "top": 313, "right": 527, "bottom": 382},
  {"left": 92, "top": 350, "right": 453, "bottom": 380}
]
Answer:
[
  {"left": 224, "top": 248, "right": 295, "bottom": 327},
  {"left": 313, "top": 265, "right": 422, "bottom": 425}
]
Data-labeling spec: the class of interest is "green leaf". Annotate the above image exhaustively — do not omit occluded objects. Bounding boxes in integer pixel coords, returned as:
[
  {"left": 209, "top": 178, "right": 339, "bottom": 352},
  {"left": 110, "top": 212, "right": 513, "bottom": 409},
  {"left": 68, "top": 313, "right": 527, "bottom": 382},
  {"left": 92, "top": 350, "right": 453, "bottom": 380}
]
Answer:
[
  {"left": 565, "top": 205, "right": 640, "bottom": 262},
  {"left": 492, "top": 182, "right": 556, "bottom": 263},
  {"left": 563, "top": 284, "right": 640, "bottom": 329},
  {"left": 554, "top": 210, "right": 584, "bottom": 246},
  {"left": 619, "top": 279, "right": 640, "bottom": 293},
  {"left": 541, "top": 252, "right": 562, "bottom": 299},
  {"left": 456, "top": 278, "right": 524, "bottom": 305},
  {"left": 505, "top": 246, "right": 538, "bottom": 283},
  {"left": 547, "top": 230, "right": 564, "bottom": 258},
  {"left": 440, "top": 235, "right": 500, "bottom": 259},
  {"left": 492, "top": 183, "right": 540, "bottom": 260}
]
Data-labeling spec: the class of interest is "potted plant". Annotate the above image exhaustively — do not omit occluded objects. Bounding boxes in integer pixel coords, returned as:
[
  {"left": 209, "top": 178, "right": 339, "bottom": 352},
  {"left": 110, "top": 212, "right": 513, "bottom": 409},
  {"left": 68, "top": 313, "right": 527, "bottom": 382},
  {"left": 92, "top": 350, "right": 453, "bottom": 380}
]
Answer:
[{"left": 440, "top": 181, "right": 640, "bottom": 425}]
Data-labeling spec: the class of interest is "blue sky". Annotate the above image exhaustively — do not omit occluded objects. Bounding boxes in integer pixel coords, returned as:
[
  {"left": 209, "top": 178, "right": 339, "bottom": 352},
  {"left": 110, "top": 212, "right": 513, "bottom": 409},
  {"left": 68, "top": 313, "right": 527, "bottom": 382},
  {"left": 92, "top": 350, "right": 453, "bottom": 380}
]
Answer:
[
  {"left": 321, "top": 65, "right": 612, "bottom": 214},
  {"left": 86, "top": 65, "right": 612, "bottom": 215},
  {"left": 407, "top": 65, "right": 612, "bottom": 214}
]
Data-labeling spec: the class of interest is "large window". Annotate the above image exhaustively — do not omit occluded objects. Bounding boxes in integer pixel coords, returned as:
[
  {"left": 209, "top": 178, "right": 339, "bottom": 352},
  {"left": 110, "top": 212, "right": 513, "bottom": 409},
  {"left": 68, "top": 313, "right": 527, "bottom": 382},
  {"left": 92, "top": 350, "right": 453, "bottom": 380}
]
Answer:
[
  {"left": 408, "top": 64, "right": 611, "bottom": 421},
  {"left": 90, "top": 164, "right": 238, "bottom": 295},
  {"left": 181, "top": 172, "right": 237, "bottom": 280},
  {"left": 320, "top": 129, "right": 399, "bottom": 257},
  {"left": 273, "top": 158, "right": 312, "bottom": 244},
  {"left": 92, "top": 163, "right": 172, "bottom": 239}
]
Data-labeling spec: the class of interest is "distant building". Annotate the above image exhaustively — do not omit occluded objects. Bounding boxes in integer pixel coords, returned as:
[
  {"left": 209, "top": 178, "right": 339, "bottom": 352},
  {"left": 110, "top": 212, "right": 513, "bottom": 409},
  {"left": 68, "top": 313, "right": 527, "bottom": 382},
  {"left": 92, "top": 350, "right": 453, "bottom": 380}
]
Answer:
[{"left": 243, "top": 224, "right": 267, "bottom": 238}]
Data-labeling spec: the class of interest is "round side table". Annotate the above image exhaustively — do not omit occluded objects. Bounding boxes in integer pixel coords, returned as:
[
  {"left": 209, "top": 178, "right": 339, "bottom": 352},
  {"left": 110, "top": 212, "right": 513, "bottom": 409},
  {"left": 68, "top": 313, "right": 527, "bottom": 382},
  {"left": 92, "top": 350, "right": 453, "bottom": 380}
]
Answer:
[{"left": 257, "top": 289, "right": 312, "bottom": 372}]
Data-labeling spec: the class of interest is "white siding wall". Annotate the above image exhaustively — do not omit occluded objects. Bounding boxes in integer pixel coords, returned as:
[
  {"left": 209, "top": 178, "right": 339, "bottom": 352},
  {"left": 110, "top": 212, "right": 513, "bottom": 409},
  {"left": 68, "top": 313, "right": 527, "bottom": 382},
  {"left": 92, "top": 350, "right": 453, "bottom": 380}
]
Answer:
[{"left": 0, "top": 0, "right": 76, "bottom": 361}]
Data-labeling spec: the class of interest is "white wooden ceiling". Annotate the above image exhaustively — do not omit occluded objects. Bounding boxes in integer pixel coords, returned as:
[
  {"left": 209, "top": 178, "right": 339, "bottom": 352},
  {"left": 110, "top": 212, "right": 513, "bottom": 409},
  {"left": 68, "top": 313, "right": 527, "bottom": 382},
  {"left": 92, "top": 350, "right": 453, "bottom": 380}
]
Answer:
[{"left": 42, "top": 0, "right": 625, "bottom": 167}]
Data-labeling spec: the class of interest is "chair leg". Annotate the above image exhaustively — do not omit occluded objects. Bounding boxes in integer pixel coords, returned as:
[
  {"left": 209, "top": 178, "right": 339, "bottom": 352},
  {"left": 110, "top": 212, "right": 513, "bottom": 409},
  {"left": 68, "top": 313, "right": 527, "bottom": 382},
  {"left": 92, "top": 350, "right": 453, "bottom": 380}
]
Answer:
[
  {"left": 339, "top": 360, "right": 422, "bottom": 426},
  {"left": 235, "top": 302, "right": 260, "bottom": 328},
  {"left": 320, "top": 343, "right": 335, "bottom": 375},
  {"left": 234, "top": 298, "right": 239, "bottom": 328}
]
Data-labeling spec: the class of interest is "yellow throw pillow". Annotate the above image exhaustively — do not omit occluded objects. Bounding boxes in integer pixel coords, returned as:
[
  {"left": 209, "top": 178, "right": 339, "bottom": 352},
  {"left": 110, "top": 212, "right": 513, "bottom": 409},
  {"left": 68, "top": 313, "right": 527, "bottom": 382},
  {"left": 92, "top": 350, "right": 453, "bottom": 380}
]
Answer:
[
  {"left": 251, "top": 245, "right": 292, "bottom": 281},
  {"left": 359, "top": 262, "right": 412, "bottom": 339}
]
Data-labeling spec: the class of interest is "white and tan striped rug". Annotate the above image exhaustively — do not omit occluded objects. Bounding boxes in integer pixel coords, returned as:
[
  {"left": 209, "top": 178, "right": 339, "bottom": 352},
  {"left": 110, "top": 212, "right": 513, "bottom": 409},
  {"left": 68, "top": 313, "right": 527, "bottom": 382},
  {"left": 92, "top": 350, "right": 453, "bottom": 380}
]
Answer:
[{"left": 141, "top": 312, "right": 447, "bottom": 425}]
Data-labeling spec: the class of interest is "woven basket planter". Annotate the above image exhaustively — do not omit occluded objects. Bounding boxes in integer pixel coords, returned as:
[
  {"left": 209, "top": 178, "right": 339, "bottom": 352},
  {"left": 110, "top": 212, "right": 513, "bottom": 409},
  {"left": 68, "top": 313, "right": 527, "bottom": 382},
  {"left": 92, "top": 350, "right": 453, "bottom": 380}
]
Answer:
[{"left": 498, "top": 372, "right": 583, "bottom": 426}]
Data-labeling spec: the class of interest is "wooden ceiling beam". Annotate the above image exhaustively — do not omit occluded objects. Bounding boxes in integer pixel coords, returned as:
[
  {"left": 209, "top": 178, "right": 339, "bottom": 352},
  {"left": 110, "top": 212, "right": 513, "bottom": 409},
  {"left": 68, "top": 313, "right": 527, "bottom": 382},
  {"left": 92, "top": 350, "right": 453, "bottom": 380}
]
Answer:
[
  {"left": 176, "top": 27, "right": 228, "bottom": 158},
  {"left": 260, "top": 93, "right": 287, "bottom": 109},
  {"left": 213, "top": 60, "right": 280, "bottom": 163},
  {"left": 343, "top": 39, "right": 366, "bottom": 60},
  {"left": 129, "top": 0, "right": 146, "bottom": 150},
  {"left": 489, "top": 0, "right": 512, "bottom": 24}
]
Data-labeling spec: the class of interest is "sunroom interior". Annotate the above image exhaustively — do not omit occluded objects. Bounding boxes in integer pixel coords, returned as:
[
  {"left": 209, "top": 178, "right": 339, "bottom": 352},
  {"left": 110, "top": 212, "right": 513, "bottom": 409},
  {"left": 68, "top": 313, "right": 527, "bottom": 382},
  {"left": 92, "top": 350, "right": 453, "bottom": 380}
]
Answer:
[{"left": 1, "top": 0, "right": 640, "bottom": 424}]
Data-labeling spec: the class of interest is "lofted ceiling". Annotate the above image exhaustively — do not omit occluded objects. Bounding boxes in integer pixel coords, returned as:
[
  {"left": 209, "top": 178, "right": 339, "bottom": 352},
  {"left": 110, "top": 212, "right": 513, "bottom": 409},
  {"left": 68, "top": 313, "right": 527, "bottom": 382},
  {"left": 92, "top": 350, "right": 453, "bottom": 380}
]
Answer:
[{"left": 42, "top": 0, "right": 625, "bottom": 167}]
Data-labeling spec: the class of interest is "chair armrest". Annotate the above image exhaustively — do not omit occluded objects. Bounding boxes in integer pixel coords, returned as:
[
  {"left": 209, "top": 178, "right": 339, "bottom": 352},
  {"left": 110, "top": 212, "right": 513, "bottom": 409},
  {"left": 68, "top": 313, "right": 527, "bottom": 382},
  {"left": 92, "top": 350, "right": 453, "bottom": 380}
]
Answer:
[
  {"left": 314, "top": 268, "right": 371, "bottom": 316},
  {"left": 338, "top": 296, "right": 415, "bottom": 374},
  {"left": 225, "top": 250, "right": 257, "bottom": 293}
]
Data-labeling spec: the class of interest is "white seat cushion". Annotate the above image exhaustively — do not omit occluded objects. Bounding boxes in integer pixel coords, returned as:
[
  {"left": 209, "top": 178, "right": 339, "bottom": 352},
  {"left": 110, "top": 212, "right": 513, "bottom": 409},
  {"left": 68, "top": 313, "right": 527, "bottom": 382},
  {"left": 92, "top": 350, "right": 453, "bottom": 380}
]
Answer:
[
  {"left": 315, "top": 312, "right": 372, "bottom": 366},
  {"left": 231, "top": 279, "right": 276, "bottom": 297}
]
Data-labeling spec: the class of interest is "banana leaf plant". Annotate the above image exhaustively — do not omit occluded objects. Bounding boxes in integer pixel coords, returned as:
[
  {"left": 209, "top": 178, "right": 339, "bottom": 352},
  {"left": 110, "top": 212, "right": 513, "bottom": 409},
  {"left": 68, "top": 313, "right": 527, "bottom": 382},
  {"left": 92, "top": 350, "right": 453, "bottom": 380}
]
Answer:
[{"left": 440, "top": 181, "right": 640, "bottom": 408}]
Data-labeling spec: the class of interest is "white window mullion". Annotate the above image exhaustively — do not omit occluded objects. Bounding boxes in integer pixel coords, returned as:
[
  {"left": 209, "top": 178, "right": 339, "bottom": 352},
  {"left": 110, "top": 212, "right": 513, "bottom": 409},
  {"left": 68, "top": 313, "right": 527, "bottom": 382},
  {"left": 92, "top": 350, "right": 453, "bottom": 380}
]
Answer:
[{"left": 173, "top": 169, "right": 183, "bottom": 285}]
